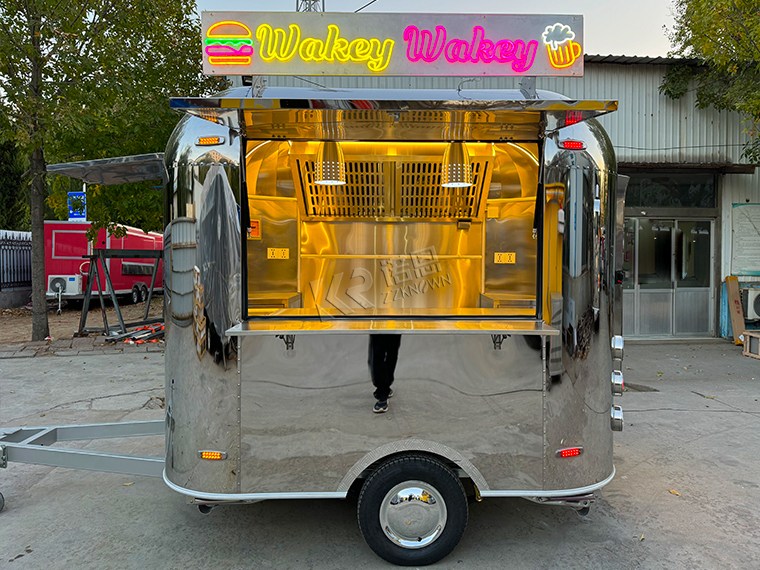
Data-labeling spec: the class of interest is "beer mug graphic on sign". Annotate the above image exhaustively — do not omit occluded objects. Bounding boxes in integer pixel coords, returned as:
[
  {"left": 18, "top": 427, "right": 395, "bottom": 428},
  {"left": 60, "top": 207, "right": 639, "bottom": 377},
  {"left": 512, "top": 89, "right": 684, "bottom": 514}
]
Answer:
[{"left": 542, "top": 23, "right": 581, "bottom": 69}]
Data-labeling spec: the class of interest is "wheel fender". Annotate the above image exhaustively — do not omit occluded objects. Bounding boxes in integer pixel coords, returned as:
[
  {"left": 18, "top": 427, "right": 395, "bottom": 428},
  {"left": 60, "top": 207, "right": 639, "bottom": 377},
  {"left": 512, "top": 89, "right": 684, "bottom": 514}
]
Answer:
[{"left": 337, "top": 439, "right": 489, "bottom": 493}]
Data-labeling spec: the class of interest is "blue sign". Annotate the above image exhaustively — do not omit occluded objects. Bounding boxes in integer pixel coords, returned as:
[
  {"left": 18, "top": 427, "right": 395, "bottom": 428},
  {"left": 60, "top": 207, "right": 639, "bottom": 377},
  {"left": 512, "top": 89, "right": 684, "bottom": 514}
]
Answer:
[{"left": 68, "top": 191, "right": 87, "bottom": 221}]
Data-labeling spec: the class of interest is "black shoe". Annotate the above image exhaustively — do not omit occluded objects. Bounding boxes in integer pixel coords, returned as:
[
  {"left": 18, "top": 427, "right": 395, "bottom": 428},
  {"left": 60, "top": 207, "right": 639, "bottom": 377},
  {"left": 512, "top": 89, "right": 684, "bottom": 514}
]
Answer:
[
  {"left": 373, "top": 400, "right": 388, "bottom": 413},
  {"left": 388, "top": 389, "right": 393, "bottom": 398}
]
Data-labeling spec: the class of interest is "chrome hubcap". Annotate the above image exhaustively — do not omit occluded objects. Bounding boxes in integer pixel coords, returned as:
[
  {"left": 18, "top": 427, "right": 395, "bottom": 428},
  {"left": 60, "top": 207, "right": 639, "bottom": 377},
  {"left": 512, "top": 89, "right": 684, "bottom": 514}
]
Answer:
[{"left": 379, "top": 480, "right": 447, "bottom": 549}]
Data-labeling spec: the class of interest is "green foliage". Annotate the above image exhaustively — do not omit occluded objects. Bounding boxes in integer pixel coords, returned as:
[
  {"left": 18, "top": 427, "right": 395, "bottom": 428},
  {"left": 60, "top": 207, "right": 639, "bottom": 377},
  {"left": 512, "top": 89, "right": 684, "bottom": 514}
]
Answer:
[
  {"left": 0, "top": 0, "right": 225, "bottom": 236},
  {"left": 0, "top": 140, "right": 29, "bottom": 231},
  {"left": 48, "top": 177, "right": 163, "bottom": 240},
  {"left": 659, "top": 65, "right": 695, "bottom": 100},
  {"left": 662, "top": 0, "right": 760, "bottom": 161}
]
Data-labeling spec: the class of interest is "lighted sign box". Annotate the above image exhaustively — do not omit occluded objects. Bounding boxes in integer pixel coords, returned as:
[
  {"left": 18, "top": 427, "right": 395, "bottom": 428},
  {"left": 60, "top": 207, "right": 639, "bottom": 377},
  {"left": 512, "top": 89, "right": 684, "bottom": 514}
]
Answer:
[{"left": 202, "top": 12, "right": 583, "bottom": 77}]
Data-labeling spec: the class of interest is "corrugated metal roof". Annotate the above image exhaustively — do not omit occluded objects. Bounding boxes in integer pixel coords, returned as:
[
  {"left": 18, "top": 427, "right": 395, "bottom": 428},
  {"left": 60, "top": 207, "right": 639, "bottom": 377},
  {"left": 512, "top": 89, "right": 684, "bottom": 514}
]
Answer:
[
  {"left": 585, "top": 55, "right": 702, "bottom": 66},
  {"left": 537, "top": 65, "right": 752, "bottom": 166}
]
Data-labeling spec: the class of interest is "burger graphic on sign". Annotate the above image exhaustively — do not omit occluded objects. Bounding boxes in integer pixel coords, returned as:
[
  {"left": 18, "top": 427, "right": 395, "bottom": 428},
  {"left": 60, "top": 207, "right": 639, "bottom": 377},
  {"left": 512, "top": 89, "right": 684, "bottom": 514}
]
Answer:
[{"left": 205, "top": 21, "right": 254, "bottom": 66}]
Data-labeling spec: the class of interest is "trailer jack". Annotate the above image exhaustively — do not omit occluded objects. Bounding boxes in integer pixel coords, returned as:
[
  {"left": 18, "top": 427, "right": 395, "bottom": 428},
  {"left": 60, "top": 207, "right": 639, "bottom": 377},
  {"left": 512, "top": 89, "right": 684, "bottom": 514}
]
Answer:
[{"left": 527, "top": 493, "right": 595, "bottom": 516}]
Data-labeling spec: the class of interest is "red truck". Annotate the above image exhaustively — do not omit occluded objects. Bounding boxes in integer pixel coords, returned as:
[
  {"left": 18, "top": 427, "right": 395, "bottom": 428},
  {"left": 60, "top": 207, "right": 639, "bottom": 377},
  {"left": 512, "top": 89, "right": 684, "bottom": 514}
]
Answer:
[{"left": 44, "top": 220, "right": 163, "bottom": 306}]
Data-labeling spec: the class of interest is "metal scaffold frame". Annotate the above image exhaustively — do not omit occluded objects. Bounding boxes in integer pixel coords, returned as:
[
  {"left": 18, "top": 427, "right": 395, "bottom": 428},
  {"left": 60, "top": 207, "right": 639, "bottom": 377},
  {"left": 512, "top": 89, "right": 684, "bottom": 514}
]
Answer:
[{"left": 77, "top": 248, "right": 163, "bottom": 336}]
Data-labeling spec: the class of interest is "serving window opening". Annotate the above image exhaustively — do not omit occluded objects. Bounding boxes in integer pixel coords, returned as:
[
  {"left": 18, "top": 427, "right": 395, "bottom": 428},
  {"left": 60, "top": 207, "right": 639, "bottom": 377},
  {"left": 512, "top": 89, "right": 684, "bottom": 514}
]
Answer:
[{"left": 244, "top": 140, "right": 542, "bottom": 320}]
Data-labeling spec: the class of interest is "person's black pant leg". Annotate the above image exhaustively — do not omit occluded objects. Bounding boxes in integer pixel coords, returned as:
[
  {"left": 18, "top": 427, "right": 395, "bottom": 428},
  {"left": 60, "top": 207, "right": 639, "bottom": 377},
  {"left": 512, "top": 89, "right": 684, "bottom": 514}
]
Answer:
[{"left": 369, "top": 334, "right": 401, "bottom": 401}]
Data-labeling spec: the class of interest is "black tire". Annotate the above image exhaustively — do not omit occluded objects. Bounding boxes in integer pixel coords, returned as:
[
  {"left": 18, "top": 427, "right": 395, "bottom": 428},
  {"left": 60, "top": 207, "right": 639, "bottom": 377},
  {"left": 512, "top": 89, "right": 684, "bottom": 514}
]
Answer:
[
  {"left": 131, "top": 286, "right": 140, "bottom": 305},
  {"left": 140, "top": 284, "right": 149, "bottom": 303},
  {"left": 0, "top": 491, "right": 5, "bottom": 512},
  {"left": 357, "top": 455, "right": 468, "bottom": 566}
]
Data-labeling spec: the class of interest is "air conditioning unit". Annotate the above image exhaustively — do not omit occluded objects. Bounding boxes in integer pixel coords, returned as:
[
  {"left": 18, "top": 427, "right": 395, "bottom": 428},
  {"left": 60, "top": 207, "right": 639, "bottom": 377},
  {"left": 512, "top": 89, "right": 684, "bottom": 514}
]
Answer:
[
  {"left": 745, "top": 290, "right": 760, "bottom": 320},
  {"left": 47, "top": 275, "right": 82, "bottom": 296}
]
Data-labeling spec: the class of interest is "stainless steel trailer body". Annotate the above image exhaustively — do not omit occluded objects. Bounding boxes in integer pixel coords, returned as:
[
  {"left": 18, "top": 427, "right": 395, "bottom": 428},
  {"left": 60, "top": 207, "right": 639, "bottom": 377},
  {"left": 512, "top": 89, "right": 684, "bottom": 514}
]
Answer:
[
  {"left": 1, "top": 85, "right": 626, "bottom": 567},
  {"left": 158, "top": 86, "right": 626, "bottom": 564}
]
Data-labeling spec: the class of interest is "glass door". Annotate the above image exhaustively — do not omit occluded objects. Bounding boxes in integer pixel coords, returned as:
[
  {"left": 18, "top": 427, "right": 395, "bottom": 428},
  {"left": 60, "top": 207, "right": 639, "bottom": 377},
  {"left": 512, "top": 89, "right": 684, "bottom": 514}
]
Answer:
[
  {"left": 622, "top": 218, "right": 714, "bottom": 337},
  {"left": 637, "top": 219, "right": 675, "bottom": 335},
  {"left": 674, "top": 220, "right": 713, "bottom": 335}
]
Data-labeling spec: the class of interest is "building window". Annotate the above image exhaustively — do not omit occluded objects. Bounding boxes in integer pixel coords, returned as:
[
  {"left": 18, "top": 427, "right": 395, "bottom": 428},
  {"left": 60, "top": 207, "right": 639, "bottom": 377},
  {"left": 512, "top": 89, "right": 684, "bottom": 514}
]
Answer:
[{"left": 625, "top": 172, "right": 716, "bottom": 208}]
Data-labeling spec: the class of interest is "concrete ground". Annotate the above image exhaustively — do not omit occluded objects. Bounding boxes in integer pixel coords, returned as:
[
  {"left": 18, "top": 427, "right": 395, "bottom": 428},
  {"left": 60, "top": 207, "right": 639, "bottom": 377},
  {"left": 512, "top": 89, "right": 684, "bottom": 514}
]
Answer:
[{"left": 0, "top": 340, "right": 759, "bottom": 569}]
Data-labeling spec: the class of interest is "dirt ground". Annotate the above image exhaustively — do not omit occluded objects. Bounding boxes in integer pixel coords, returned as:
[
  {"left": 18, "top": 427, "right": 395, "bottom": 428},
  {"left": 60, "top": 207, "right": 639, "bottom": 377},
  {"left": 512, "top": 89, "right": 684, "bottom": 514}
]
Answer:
[{"left": 0, "top": 297, "right": 163, "bottom": 346}]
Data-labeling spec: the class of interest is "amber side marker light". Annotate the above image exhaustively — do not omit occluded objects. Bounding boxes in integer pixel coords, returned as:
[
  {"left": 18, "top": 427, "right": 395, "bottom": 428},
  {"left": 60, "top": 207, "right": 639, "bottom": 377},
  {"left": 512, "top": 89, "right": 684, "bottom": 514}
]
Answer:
[
  {"left": 556, "top": 447, "right": 583, "bottom": 458},
  {"left": 196, "top": 136, "right": 225, "bottom": 146},
  {"left": 198, "top": 450, "right": 228, "bottom": 460},
  {"left": 559, "top": 140, "right": 586, "bottom": 150}
]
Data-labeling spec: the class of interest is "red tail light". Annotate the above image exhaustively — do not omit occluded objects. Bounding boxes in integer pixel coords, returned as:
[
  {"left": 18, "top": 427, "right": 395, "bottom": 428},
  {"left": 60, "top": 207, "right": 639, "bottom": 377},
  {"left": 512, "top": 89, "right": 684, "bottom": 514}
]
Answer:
[
  {"left": 556, "top": 447, "right": 583, "bottom": 458},
  {"left": 566, "top": 110, "right": 583, "bottom": 126},
  {"left": 560, "top": 140, "right": 586, "bottom": 150}
]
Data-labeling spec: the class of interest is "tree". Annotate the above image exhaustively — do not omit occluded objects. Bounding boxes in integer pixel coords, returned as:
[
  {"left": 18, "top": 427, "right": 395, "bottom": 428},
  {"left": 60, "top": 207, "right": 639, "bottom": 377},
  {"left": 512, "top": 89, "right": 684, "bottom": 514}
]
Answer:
[
  {"left": 0, "top": 140, "right": 29, "bottom": 231},
  {"left": 0, "top": 1, "right": 221, "bottom": 340},
  {"left": 661, "top": 0, "right": 760, "bottom": 161}
]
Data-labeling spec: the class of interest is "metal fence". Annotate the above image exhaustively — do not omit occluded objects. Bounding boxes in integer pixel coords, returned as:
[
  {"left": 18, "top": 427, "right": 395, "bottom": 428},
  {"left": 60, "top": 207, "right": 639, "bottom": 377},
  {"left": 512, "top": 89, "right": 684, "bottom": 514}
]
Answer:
[{"left": 0, "top": 230, "right": 32, "bottom": 290}]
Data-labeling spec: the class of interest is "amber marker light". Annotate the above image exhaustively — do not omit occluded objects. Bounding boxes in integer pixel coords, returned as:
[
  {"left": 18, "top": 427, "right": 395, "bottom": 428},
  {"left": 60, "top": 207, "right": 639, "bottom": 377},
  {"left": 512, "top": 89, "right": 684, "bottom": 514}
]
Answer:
[
  {"left": 195, "top": 108, "right": 223, "bottom": 124},
  {"left": 196, "top": 136, "right": 225, "bottom": 146},
  {"left": 198, "top": 450, "right": 228, "bottom": 460},
  {"left": 555, "top": 447, "right": 583, "bottom": 458}
]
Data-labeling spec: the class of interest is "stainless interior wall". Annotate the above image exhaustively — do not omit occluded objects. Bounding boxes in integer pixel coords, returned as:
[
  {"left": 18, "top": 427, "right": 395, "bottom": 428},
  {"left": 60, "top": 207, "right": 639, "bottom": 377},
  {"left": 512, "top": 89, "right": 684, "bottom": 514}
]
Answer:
[{"left": 245, "top": 140, "right": 541, "bottom": 312}]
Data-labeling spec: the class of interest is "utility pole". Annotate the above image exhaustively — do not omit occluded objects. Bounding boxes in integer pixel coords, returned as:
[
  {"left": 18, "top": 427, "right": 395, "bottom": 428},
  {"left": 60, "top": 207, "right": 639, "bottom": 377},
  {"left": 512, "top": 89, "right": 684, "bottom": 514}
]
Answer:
[{"left": 296, "top": 0, "right": 325, "bottom": 11}]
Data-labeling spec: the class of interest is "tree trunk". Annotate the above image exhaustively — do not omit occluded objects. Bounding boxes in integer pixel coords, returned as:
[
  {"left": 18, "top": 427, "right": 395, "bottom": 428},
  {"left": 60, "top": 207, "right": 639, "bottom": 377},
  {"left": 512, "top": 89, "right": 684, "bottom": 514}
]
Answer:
[
  {"left": 27, "top": 6, "right": 49, "bottom": 341},
  {"left": 30, "top": 145, "right": 49, "bottom": 341}
]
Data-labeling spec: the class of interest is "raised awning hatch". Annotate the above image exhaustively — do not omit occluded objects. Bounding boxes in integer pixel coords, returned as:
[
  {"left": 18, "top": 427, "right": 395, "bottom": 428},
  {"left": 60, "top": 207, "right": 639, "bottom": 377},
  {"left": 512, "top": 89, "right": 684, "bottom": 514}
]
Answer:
[
  {"left": 170, "top": 86, "right": 618, "bottom": 141},
  {"left": 46, "top": 153, "right": 167, "bottom": 185}
]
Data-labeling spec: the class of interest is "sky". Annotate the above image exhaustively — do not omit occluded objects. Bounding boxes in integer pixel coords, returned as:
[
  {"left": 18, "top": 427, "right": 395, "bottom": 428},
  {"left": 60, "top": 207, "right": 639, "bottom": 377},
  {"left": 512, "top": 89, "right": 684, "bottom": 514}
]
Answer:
[{"left": 196, "top": 0, "right": 676, "bottom": 58}]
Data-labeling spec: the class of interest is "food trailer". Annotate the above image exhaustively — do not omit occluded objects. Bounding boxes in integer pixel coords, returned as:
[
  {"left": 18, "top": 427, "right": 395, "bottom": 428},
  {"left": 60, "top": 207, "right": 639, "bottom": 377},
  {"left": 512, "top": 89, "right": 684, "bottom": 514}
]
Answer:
[
  {"left": 1, "top": 12, "right": 628, "bottom": 566},
  {"left": 43, "top": 220, "right": 164, "bottom": 307}
]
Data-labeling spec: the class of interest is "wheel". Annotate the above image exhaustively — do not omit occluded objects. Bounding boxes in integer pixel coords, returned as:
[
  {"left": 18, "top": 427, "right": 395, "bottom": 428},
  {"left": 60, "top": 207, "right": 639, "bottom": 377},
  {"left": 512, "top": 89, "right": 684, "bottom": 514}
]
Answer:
[
  {"left": 131, "top": 286, "right": 140, "bottom": 305},
  {"left": 575, "top": 506, "right": 590, "bottom": 517},
  {"left": 140, "top": 285, "right": 149, "bottom": 303},
  {"left": 0, "top": 492, "right": 5, "bottom": 512},
  {"left": 357, "top": 455, "right": 468, "bottom": 566}
]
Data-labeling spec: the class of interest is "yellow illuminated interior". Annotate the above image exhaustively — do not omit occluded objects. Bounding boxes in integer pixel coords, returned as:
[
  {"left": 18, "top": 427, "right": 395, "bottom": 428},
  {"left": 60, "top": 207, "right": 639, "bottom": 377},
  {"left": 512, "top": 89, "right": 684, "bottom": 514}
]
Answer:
[{"left": 244, "top": 140, "right": 554, "bottom": 320}]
